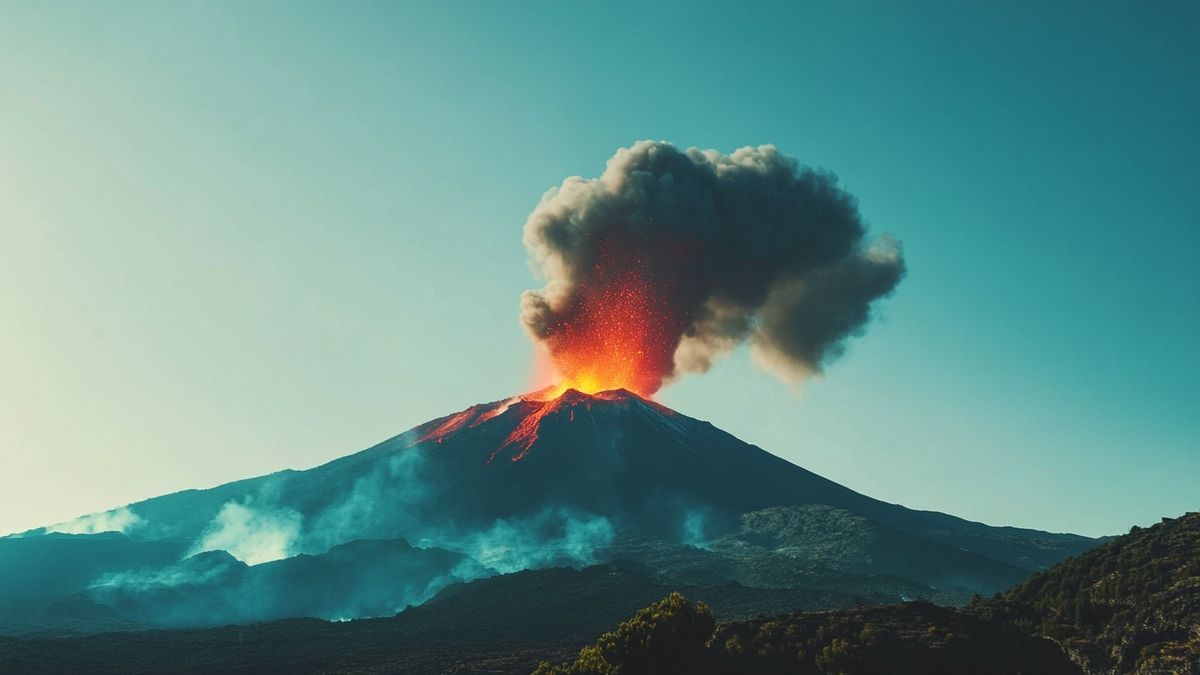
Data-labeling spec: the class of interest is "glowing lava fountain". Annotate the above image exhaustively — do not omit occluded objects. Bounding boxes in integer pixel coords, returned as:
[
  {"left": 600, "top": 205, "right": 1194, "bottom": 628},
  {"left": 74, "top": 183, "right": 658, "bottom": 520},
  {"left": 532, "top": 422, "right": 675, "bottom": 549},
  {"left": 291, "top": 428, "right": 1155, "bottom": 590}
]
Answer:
[{"left": 535, "top": 261, "right": 688, "bottom": 399}]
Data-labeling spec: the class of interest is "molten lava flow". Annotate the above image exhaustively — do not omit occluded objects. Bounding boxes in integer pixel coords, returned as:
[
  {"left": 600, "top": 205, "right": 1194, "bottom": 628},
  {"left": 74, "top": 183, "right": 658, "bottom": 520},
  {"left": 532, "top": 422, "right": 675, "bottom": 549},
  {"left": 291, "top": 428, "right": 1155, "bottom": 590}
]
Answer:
[
  {"left": 493, "top": 388, "right": 682, "bottom": 463},
  {"left": 492, "top": 396, "right": 564, "bottom": 462},
  {"left": 416, "top": 397, "right": 522, "bottom": 444},
  {"left": 416, "top": 408, "right": 479, "bottom": 444},
  {"left": 536, "top": 249, "right": 690, "bottom": 398}
]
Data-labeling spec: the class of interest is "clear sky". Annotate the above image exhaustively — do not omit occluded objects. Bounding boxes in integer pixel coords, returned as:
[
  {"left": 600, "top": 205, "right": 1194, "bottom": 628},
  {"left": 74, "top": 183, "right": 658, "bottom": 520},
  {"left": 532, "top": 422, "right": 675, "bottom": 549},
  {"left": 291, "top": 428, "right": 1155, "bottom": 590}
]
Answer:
[{"left": 1, "top": 1, "right": 1196, "bottom": 538}]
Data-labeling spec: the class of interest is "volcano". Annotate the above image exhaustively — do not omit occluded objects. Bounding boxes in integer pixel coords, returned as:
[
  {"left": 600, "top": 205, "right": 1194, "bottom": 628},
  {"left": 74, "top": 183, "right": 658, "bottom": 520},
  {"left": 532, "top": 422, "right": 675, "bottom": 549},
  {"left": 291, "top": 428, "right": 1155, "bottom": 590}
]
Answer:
[{"left": 1, "top": 389, "right": 1098, "bottom": 634}]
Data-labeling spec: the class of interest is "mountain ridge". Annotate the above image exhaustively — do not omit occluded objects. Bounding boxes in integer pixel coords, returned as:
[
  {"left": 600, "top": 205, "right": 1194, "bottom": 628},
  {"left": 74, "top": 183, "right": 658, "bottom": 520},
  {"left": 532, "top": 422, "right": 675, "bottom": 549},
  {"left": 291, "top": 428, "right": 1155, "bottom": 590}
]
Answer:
[{"left": 3, "top": 388, "right": 1099, "bottom": 635}]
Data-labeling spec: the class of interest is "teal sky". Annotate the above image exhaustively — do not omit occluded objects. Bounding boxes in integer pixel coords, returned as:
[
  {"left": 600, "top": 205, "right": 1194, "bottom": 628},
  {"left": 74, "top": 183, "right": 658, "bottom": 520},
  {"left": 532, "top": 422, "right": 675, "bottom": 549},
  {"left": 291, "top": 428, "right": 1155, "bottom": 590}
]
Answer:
[{"left": 1, "top": 1, "right": 1196, "bottom": 538}]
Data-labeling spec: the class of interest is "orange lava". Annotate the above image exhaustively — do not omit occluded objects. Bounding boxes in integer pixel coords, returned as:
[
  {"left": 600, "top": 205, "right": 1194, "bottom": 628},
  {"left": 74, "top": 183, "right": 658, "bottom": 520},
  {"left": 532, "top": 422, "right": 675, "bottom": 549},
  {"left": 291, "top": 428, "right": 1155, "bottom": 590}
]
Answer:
[
  {"left": 492, "top": 397, "right": 562, "bottom": 462},
  {"left": 416, "top": 397, "right": 522, "bottom": 444},
  {"left": 537, "top": 255, "right": 686, "bottom": 398}
]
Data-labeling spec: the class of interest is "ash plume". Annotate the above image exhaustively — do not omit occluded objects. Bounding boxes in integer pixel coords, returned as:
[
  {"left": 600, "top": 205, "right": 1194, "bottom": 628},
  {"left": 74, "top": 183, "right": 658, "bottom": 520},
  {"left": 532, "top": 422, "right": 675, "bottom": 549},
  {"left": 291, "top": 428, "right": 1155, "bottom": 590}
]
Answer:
[{"left": 521, "top": 141, "right": 906, "bottom": 392}]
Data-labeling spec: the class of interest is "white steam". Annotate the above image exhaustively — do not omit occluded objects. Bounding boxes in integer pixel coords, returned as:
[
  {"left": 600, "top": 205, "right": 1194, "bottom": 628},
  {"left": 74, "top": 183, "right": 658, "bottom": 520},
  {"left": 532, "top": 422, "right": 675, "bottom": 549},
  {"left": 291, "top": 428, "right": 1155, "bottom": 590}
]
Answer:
[
  {"left": 304, "top": 449, "right": 427, "bottom": 551},
  {"left": 47, "top": 506, "right": 143, "bottom": 535},
  {"left": 423, "top": 509, "right": 615, "bottom": 574},
  {"left": 190, "top": 500, "right": 302, "bottom": 565}
]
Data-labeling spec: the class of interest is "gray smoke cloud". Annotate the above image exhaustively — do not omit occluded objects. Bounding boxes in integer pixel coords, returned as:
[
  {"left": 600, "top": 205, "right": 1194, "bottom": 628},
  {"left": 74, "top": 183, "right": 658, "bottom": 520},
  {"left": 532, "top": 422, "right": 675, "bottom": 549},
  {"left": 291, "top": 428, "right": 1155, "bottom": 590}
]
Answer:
[{"left": 521, "top": 141, "right": 906, "bottom": 391}]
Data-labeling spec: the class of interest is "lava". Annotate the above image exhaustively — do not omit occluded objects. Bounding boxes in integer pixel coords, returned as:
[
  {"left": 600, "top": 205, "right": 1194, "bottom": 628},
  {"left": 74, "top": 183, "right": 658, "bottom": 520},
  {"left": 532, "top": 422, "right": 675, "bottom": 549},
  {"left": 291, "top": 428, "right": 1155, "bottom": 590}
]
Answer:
[
  {"left": 535, "top": 240, "right": 693, "bottom": 398},
  {"left": 416, "top": 407, "right": 482, "bottom": 444},
  {"left": 416, "top": 396, "right": 521, "bottom": 444},
  {"left": 492, "top": 396, "right": 563, "bottom": 462},
  {"left": 492, "top": 388, "right": 680, "bottom": 463},
  {"left": 416, "top": 388, "right": 681, "bottom": 463}
]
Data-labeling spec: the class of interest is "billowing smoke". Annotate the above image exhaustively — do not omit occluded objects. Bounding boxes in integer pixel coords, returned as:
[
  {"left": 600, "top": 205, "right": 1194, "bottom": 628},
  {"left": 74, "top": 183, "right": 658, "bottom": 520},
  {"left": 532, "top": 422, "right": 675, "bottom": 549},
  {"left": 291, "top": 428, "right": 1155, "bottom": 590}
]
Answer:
[{"left": 521, "top": 141, "right": 906, "bottom": 394}]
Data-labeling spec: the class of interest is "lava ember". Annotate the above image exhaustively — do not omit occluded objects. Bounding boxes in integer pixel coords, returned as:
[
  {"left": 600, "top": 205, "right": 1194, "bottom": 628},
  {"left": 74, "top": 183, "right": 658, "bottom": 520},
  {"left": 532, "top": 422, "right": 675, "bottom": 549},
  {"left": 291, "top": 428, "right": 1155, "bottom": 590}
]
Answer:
[{"left": 537, "top": 256, "right": 687, "bottom": 398}]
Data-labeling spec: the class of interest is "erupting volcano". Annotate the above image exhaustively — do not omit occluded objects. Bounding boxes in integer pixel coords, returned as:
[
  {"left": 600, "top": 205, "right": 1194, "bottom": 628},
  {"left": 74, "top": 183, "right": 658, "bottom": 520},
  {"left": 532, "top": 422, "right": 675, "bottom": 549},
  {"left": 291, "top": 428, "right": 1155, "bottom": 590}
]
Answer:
[
  {"left": 0, "top": 142, "right": 955, "bottom": 650},
  {"left": 520, "top": 141, "right": 906, "bottom": 398}
]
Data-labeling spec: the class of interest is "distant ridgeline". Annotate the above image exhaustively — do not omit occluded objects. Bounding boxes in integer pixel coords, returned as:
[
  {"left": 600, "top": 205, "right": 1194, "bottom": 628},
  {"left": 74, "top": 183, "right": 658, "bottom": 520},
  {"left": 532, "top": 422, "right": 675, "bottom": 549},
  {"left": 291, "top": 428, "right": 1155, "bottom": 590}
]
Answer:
[{"left": 539, "top": 513, "right": 1200, "bottom": 675}]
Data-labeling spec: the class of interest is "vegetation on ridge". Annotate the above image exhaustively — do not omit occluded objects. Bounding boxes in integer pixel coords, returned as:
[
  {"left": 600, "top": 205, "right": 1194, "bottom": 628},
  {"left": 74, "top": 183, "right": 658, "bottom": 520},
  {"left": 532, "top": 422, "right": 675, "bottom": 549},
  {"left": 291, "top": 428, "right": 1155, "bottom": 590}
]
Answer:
[
  {"left": 537, "top": 513, "right": 1200, "bottom": 675},
  {"left": 535, "top": 593, "right": 1075, "bottom": 674},
  {"left": 1000, "top": 512, "right": 1200, "bottom": 674}
]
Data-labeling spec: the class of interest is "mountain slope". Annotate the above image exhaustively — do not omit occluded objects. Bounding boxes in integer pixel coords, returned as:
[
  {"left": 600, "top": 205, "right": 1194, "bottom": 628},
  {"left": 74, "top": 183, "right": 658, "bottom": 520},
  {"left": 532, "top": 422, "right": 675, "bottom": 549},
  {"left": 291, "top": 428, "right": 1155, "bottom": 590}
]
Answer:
[
  {"left": 0, "top": 537, "right": 483, "bottom": 636},
  {"left": 1000, "top": 512, "right": 1200, "bottom": 674},
  {"left": 0, "top": 533, "right": 187, "bottom": 606},
  {"left": 0, "top": 564, "right": 898, "bottom": 674},
  {"left": 3, "top": 388, "right": 1099, "bottom": 634},
  {"left": 35, "top": 389, "right": 1092, "bottom": 567},
  {"left": 709, "top": 505, "right": 1031, "bottom": 592},
  {"left": 90, "top": 538, "right": 487, "bottom": 628}
]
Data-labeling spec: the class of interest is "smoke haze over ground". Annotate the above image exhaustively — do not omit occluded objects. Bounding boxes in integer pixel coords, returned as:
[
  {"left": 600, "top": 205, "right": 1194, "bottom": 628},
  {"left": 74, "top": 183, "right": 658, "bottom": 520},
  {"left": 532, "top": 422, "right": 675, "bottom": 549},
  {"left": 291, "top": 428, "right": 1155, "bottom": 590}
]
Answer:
[
  {"left": 521, "top": 141, "right": 906, "bottom": 393},
  {"left": 83, "top": 442, "right": 621, "bottom": 625}
]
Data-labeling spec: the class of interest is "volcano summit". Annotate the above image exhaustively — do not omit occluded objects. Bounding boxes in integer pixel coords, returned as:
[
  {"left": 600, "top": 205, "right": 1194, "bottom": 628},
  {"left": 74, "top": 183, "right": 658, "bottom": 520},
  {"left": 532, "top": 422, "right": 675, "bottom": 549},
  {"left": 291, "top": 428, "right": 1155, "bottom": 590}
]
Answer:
[{"left": 0, "top": 389, "right": 1097, "bottom": 634}]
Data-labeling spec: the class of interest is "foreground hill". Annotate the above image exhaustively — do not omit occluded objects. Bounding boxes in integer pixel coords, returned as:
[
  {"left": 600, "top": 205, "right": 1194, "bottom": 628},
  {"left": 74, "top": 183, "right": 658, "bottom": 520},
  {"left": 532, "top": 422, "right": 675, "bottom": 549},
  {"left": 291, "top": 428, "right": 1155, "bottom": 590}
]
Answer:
[
  {"left": 1001, "top": 512, "right": 1200, "bottom": 674},
  {"left": 542, "top": 512, "right": 1200, "bottom": 675},
  {"left": 536, "top": 593, "right": 1078, "bottom": 675}
]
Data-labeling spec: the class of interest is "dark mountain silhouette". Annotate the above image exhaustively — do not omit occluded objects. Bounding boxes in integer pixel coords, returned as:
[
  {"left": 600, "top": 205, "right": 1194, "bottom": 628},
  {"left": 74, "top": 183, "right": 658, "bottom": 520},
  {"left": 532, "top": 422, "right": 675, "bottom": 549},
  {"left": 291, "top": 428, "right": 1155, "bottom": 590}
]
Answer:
[{"left": 2, "top": 389, "right": 1098, "bottom": 635}]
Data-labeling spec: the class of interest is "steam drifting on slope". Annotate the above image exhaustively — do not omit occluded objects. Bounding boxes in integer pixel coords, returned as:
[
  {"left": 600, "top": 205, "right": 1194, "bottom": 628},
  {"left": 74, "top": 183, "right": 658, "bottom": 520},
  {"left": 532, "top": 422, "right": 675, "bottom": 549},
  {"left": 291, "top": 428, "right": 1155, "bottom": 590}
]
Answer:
[
  {"left": 521, "top": 141, "right": 906, "bottom": 395},
  {"left": 189, "top": 499, "right": 302, "bottom": 565},
  {"left": 46, "top": 506, "right": 143, "bottom": 535},
  {"left": 86, "top": 438, "right": 621, "bottom": 625}
]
